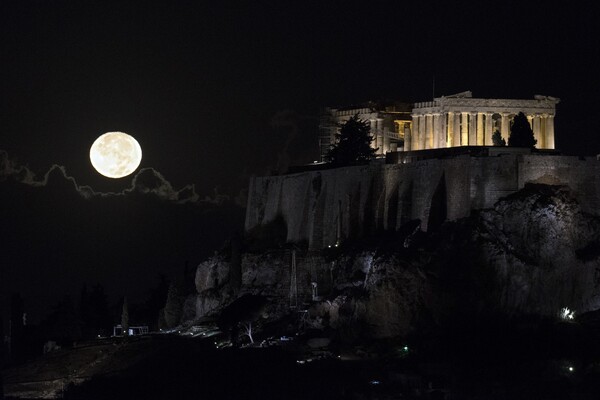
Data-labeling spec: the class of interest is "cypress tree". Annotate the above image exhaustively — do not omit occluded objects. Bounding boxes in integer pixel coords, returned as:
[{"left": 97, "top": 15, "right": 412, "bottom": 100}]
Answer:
[
  {"left": 508, "top": 112, "right": 537, "bottom": 148},
  {"left": 326, "top": 114, "right": 377, "bottom": 166}
]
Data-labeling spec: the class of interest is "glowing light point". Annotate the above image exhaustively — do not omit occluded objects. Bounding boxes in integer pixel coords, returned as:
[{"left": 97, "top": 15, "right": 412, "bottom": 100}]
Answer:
[{"left": 559, "top": 307, "right": 575, "bottom": 321}]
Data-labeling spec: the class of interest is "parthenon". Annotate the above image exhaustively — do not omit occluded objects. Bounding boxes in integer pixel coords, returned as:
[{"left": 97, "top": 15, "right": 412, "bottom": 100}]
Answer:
[
  {"left": 407, "top": 91, "right": 559, "bottom": 151},
  {"left": 318, "top": 91, "right": 560, "bottom": 160}
]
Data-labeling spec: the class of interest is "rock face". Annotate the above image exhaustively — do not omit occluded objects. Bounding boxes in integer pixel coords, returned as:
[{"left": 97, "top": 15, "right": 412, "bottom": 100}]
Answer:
[
  {"left": 477, "top": 184, "right": 600, "bottom": 315},
  {"left": 245, "top": 154, "right": 600, "bottom": 249},
  {"left": 306, "top": 253, "right": 431, "bottom": 341},
  {"left": 194, "top": 256, "right": 233, "bottom": 318},
  {"left": 195, "top": 183, "right": 600, "bottom": 341}
]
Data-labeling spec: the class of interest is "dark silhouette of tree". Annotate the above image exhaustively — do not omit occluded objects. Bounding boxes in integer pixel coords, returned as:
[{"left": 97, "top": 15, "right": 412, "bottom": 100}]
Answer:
[
  {"left": 491, "top": 130, "right": 506, "bottom": 146},
  {"left": 141, "top": 274, "right": 170, "bottom": 331},
  {"left": 218, "top": 294, "right": 267, "bottom": 346},
  {"left": 121, "top": 297, "right": 129, "bottom": 336},
  {"left": 80, "top": 284, "right": 111, "bottom": 339},
  {"left": 164, "top": 280, "right": 184, "bottom": 328},
  {"left": 508, "top": 112, "right": 537, "bottom": 148},
  {"left": 43, "top": 295, "right": 82, "bottom": 345},
  {"left": 326, "top": 114, "right": 377, "bottom": 166},
  {"left": 157, "top": 308, "right": 167, "bottom": 331}
]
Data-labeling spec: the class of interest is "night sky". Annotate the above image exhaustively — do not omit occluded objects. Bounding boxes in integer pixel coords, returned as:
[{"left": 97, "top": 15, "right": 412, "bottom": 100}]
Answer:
[{"left": 2, "top": 1, "right": 600, "bottom": 322}]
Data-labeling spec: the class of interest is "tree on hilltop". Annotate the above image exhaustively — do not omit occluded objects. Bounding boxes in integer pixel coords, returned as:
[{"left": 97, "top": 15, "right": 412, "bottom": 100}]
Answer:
[
  {"left": 508, "top": 112, "right": 537, "bottom": 148},
  {"left": 326, "top": 114, "right": 377, "bottom": 166},
  {"left": 164, "top": 280, "right": 184, "bottom": 329},
  {"left": 491, "top": 129, "right": 506, "bottom": 146}
]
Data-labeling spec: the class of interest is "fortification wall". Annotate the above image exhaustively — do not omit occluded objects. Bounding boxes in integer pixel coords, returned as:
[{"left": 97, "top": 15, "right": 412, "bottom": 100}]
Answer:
[
  {"left": 517, "top": 155, "right": 600, "bottom": 214},
  {"left": 245, "top": 154, "right": 600, "bottom": 249}
]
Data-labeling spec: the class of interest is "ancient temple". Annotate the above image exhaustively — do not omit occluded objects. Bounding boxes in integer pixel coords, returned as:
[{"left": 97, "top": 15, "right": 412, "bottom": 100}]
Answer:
[
  {"left": 408, "top": 91, "right": 559, "bottom": 151},
  {"left": 318, "top": 101, "right": 412, "bottom": 161},
  {"left": 319, "top": 91, "right": 559, "bottom": 160}
]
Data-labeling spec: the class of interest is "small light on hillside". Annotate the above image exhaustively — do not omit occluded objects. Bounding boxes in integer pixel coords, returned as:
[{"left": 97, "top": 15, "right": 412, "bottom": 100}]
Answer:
[{"left": 559, "top": 307, "right": 575, "bottom": 321}]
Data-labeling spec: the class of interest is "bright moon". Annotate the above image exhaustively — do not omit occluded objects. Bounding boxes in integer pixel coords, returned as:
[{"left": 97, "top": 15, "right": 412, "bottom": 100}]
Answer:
[{"left": 89, "top": 132, "right": 142, "bottom": 178}]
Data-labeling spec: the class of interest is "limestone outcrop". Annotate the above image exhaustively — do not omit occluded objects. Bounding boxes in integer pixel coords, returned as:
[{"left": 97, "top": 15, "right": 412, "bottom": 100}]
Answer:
[
  {"left": 196, "top": 183, "right": 600, "bottom": 340},
  {"left": 477, "top": 184, "right": 600, "bottom": 315},
  {"left": 194, "top": 256, "right": 233, "bottom": 318}
]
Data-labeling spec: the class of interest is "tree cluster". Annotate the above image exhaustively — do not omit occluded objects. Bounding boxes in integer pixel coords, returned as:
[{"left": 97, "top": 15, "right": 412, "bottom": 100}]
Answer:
[{"left": 326, "top": 115, "right": 377, "bottom": 166}]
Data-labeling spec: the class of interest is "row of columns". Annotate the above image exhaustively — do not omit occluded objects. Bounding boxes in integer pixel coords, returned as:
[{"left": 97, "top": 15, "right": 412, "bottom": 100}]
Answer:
[
  {"left": 369, "top": 118, "right": 393, "bottom": 155},
  {"left": 405, "top": 112, "right": 555, "bottom": 151}
]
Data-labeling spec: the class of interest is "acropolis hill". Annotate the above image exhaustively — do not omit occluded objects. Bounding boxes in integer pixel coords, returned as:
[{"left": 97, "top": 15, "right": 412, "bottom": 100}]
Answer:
[{"left": 246, "top": 93, "right": 600, "bottom": 250}]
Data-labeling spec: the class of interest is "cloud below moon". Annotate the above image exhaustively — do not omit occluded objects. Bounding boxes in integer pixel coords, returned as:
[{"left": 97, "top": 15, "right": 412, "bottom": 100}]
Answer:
[{"left": 0, "top": 149, "right": 200, "bottom": 204}]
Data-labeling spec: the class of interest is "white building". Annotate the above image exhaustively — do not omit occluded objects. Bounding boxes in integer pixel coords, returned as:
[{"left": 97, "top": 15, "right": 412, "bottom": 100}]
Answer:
[
  {"left": 319, "top": 91, "right": 559, "bottom": 159},
  {"left": 408, "top": 91, "right": 559, "bottom": 151}
]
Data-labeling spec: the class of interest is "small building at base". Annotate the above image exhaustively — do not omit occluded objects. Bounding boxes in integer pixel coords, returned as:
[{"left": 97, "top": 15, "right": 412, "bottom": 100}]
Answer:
[{"left": 113, "top": 324, "right": 149, "bottom": 336}]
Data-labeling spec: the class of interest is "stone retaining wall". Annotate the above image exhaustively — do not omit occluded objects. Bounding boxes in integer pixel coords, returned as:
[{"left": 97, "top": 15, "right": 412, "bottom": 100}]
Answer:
[{"left": 245, "top": 154, "right": 600, "bottom": 249}]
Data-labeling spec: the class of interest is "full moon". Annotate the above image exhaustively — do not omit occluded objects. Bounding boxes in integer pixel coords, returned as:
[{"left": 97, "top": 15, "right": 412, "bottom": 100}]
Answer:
[{"left": 89, "top": 132, "right": 142, "bottom": 178}]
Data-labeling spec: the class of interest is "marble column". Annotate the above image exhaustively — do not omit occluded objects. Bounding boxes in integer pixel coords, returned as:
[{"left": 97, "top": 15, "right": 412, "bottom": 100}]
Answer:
[
  {"left": 545, "top": 114, "right": 555, "bottom": 149},
  {"left": 440, "top": 113, "right": 448, "bottom": 148},
  {"left": 369, "top": 119, "right": 376, "bottom": 153},
  {"left": 377, "top": 118, "right": 384, "bottom": 154},
  {"left": 383, "top": 131, "right": 390, "bottom": 154},
  {"left": 461, "top": 112, "right": 469, "bottom": 146},
  {"left": 405, "top": 121, "right": 412, "bottom": 151},
  {"left": 419, "top": 115, "right": 426, "bottom": 150},
  {"left": 539, "top": 115, "right": 546, "bottom": 149},
  {"left": 370, "top": 119, "right": 377, "bottom": 133},
  {"left": 501, "top": 113, "right": 510, "bottom": 144},
  {"left": 425, "top": 114, "right": 434, "bottom": 149},
  {"left": 411, "top": 115, "right": 419, "bottom": 150},
  {"left": 433, "top": 113, "right": 441, "bottom": 149},
  {"left": 527, "top": 115, "right": 533, "bottom": 129},
  {"left": 469, "top": 112, "right": 477, "bottom": 145},
  {"left": 447, "top": 112, "right": 455, "bottom": 147},
  {"left": 533, "top": 115, "right": 542, "bottom": 148},
  {"left": 485, "top": 112, "right": 494, "bottom": 145},
  {"left": 476, "top": 112, "right": 484, "bottom": 145},
  {"left": 453, "top": 111, "right": 461, "bottom": 146}
]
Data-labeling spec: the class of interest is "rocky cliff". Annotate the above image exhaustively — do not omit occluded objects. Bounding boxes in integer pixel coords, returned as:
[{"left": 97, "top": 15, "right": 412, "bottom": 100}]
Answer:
[
  {"left": 192, "top": 183, "right": 600, "bottom": 342},
  {"left": 246, "top": 153, "right": 600, "bottom": 249}
]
